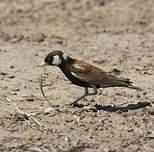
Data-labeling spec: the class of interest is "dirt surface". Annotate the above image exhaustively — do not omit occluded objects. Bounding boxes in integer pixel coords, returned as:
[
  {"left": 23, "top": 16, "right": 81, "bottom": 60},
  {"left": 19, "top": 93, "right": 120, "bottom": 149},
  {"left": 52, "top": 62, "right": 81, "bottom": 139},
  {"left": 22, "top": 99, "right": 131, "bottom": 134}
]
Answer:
[{"left": 0, "top": 0, "right": 154, "bottom": 151}]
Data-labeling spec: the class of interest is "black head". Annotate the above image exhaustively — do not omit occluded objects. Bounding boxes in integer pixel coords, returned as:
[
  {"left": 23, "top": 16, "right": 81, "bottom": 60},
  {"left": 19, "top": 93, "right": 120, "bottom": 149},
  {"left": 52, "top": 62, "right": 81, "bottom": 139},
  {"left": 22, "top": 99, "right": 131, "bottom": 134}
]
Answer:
[{"left": 41, "top": 50, "right": 68, "bottom": 66}]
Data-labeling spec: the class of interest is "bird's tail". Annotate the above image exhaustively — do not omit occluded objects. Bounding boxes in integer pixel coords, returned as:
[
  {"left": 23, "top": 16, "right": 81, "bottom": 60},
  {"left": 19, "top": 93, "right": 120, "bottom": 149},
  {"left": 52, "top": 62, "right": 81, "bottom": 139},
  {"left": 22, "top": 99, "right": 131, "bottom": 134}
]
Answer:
[
  {"left": 104, "top": 76, "right": 143, "bottom": 91},
  {"left": 127, "top": 85, "right": 143, "bottom": 91},
  {"left": 119, "top": 78, "right": 143, "bottom": 91},
  {"left": 102, "top": 75, "right": 143, "bottom": 91}
]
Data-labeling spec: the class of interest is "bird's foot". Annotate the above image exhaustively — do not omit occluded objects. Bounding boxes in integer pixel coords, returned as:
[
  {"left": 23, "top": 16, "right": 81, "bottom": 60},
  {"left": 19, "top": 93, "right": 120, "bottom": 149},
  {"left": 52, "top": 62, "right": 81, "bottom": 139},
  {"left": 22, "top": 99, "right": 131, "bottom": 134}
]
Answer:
[
  {"left": 66, "top": 94, "right": 88, "bottom": 108},
  {"left": 66, "top": 98, "right": 87, "bottom": 108},
  {"left": 68, "top": 101, "right": 83, "bottom": 107}
]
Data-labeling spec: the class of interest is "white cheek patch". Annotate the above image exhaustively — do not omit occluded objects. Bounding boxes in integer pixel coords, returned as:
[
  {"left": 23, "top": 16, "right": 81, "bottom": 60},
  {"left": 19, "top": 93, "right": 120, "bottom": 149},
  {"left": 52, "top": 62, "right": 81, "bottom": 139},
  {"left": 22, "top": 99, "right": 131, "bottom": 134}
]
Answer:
[
  {"left": 52, "top": 55, "right": 61, "bottom": 65},
  {"left": 63, "top": 53, "right": 67, "bottom": 60}
]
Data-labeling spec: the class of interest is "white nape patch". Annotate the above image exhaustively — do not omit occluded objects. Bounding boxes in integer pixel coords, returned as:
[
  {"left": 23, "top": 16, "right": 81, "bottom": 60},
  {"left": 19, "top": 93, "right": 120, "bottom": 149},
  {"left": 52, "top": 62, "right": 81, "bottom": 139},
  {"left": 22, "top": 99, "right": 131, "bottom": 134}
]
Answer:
[
  {"left": 63, "top": 53, "right": 67, "bottom": 60},
  {"left": 52, "top": 55, "right": 61, "bottom": 65}
]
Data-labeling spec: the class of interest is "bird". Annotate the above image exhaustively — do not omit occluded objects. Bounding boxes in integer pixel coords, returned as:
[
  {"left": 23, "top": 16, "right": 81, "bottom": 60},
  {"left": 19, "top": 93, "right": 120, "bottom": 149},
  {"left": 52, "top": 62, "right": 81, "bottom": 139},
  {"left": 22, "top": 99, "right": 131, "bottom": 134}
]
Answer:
[{"left": 41, "top": 50, "right": 142, "bottom": 105}]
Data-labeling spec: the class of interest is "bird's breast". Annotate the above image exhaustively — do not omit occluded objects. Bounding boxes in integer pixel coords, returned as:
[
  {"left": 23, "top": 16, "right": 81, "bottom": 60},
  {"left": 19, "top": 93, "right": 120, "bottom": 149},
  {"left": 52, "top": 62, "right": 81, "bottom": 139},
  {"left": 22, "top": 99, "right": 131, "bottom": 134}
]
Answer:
[{"left": 59, "top": 66, "right": 90, "bottom": 88}]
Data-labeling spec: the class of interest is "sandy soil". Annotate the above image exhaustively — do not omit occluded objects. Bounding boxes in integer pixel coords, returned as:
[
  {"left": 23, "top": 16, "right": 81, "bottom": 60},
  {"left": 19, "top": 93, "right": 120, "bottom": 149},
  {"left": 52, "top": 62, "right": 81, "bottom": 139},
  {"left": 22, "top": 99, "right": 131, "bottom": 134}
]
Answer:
[{"left": 0, "top": 0, "right": 154, "bottom": 151}]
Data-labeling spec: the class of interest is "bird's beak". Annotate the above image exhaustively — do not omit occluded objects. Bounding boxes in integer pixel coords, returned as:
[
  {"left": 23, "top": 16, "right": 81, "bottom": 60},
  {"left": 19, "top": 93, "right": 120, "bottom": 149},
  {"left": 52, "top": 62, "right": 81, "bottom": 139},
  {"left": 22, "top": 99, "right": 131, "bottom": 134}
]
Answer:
[{"left": 40, "top": 61, "right": 48, "bottom": 67}]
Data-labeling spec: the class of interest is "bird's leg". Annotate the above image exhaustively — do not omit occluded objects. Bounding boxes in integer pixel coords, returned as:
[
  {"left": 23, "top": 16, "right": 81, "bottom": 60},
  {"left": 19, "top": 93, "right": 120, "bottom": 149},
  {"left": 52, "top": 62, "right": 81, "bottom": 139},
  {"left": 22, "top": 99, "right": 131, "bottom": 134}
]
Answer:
[
  {"left": 84, "top": 87, "right": 89, "bottom": 95},
  {"left": 70, "top": 86, "right": 98, "bottom": 106},
  {"left": 88, "top": 85, "right": 98, "bottom": 95},
  {"left": 70, "top": 87, "right": 88, "bottom": 106}
]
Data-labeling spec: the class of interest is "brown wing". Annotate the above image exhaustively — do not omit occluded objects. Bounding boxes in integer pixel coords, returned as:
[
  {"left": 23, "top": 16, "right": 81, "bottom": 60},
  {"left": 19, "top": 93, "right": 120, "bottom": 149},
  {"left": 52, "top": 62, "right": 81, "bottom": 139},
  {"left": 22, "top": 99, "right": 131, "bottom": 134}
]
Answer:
[
  {"left": 68, "top": 60, "right": 136, "bottom": 88},
  {"left": 68, "top": 60, "right": 109, "bottom": 85}
]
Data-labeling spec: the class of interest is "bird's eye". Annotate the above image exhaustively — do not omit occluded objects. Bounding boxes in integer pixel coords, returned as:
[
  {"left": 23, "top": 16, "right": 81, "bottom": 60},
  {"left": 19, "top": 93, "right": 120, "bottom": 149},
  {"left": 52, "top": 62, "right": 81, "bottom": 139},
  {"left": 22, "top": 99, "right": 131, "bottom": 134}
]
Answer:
[{"left": 45, "top": 56, "right": 53, "bottom": 64}]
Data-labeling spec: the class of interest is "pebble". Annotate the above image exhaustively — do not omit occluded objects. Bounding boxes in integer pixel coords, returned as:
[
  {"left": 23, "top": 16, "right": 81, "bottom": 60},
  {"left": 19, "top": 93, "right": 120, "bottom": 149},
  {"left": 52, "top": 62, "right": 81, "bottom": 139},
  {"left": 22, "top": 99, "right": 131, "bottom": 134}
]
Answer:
[
  {"left": 110, "top": 68, "right": 121, "bottom": 75},
  {"left": 12, "top": 88, "right": 20, "bottom": 91},
  {"left": 8, "top": 75, "right": 15, "bottom": 79},
  {"left": 32, "top": 33, "right": 46, "bottom": 43},
  {"left": 0, "top": 76, "right": 4, "bottom": 80},
  {"left": 26, "top": 98, "right": 34, "bottom": 102},
  {"left": 11, "top": 35, "right": 24, "bottom": 43},
  {"left": 0, "top": 72, "right": 7, "bottom": 76},
  {"left": 2, "top": 86, "right": 7, "bottom": 90},
  {"left": 10, "top": 65, "right": 15, "bottom": 69},
  {"left": 93, "top": 58, "right": 105, "bottom": 64}
]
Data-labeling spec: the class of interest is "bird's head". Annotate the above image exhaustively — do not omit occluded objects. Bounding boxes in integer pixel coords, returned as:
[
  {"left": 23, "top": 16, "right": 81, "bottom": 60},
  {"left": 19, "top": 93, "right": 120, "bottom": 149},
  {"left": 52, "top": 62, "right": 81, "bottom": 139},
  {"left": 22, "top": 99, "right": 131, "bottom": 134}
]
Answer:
[{"left": 41, "top": 50, "right": 68, "bottom": 67}]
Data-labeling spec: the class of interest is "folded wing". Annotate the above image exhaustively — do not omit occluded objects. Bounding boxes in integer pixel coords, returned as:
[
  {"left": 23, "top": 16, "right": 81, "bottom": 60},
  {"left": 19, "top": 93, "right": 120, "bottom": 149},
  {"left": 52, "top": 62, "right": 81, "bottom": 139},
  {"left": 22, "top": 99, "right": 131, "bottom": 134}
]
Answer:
[{"left": 69, "top": 60, "right": 142, "bottom": 90}]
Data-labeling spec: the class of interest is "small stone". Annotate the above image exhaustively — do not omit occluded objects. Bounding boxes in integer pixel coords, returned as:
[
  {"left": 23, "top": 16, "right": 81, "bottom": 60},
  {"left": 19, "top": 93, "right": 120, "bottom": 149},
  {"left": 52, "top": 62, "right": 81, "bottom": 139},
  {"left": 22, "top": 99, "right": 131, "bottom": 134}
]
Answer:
[
  {"left": 32, "top": 33, "right": 46, "bottom": 43},
  {"left": 0, "top": 77, "right": 4, "bottom": 80},
  {"left": 12, "top": 92, "right": 17, "bottom": 95},
  {"left": 12, "top": 88, "right": 20, "bottom": 91},
  {"left": 56, "top": 38, "right": 63, "bottom": 44},
  {"left": 10, "top": 65, "right": 15, "bottom": 69},
  {"left": 8, "top": 75, "right": 15, "bottom": 79},
  {"left": 0, "top": 72, "right": 7, "bottom": 76},
  {"left": 11, "top": 35, "right": 24, "bottom": 43},
  {"left": 2, "top": 86, "right": 8, "bottom": 90},
  {"left": 143, "top": 91, "right": 147, "bottom": 95},
  {"left": 93, "top": 58, "right": 105, "bottom": 64},
  {"left": 99, "top": 1, "right": 105, "bottom": 6},
  {"left": 35, "top": 53, "right": 38, "bottom": 56},
  {"left": 26, "top": 98, "right": 34, "bottom": 102},
  {"left": 111, "top": 68, "right": 121, "bottom": 75}
]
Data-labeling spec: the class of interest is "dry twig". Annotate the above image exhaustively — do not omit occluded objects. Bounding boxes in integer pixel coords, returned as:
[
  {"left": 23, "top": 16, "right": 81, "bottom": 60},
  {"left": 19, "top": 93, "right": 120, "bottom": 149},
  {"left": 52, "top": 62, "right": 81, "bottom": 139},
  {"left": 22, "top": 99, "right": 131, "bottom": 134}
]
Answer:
[
  {"left": 40, "top": 74, "right": 62, "bottom": 112},
  {"left": 5, "top": 97, "right": 43, "bottom": 129},
  {"left": 40, "top": 74, "right": 53, "bottom": 107}
]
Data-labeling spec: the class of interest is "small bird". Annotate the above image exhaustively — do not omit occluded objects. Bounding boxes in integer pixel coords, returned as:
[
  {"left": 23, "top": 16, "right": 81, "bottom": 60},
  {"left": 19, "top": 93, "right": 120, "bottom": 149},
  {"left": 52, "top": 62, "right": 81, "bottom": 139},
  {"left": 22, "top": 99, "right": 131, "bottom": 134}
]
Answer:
[{"left": 41, "top": 50, "right": 142, "bottom": 105}]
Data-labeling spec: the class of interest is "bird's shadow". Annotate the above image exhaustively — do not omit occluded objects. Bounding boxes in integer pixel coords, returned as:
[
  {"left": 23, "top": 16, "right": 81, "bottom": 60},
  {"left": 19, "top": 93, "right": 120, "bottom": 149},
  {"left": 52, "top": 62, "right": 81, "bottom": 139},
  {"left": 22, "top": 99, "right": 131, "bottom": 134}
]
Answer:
[
  {"left": 94, "top": 101, "right": 152, "bottom": 112},
  {"left": 73, "top": 101, "right": 152, "bottom": 112}
]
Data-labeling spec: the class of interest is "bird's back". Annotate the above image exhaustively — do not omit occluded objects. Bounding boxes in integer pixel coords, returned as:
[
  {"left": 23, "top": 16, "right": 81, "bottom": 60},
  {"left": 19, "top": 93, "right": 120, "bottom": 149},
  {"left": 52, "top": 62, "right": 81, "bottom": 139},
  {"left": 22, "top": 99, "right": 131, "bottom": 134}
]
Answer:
[{"left": 60, "top": 57, "right": 142, "bottom": 90}]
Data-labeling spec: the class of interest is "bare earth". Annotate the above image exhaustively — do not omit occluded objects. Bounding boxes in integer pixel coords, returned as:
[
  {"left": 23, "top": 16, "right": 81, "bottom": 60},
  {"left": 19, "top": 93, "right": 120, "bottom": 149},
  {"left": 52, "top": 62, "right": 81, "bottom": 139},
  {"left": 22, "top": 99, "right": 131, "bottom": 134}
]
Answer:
[{"left": 0, "top": 0, "right": 154, "bottom": 152}]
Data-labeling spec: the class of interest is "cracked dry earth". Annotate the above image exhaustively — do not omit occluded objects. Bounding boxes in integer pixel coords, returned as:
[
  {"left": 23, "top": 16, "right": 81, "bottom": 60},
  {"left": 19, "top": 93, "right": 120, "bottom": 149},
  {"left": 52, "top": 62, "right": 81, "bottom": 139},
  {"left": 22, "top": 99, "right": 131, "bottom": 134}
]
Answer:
[{"left": 0, "top": 0, "right": 154, "bottom": 152}]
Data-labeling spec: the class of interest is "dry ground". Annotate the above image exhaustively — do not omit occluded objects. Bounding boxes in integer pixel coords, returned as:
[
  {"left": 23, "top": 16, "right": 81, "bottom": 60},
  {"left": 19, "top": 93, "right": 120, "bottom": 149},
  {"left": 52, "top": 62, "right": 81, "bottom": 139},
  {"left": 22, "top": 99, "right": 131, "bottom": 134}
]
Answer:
[{"left": 0, "top": 0, "right": 154, "bottom": 152}]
